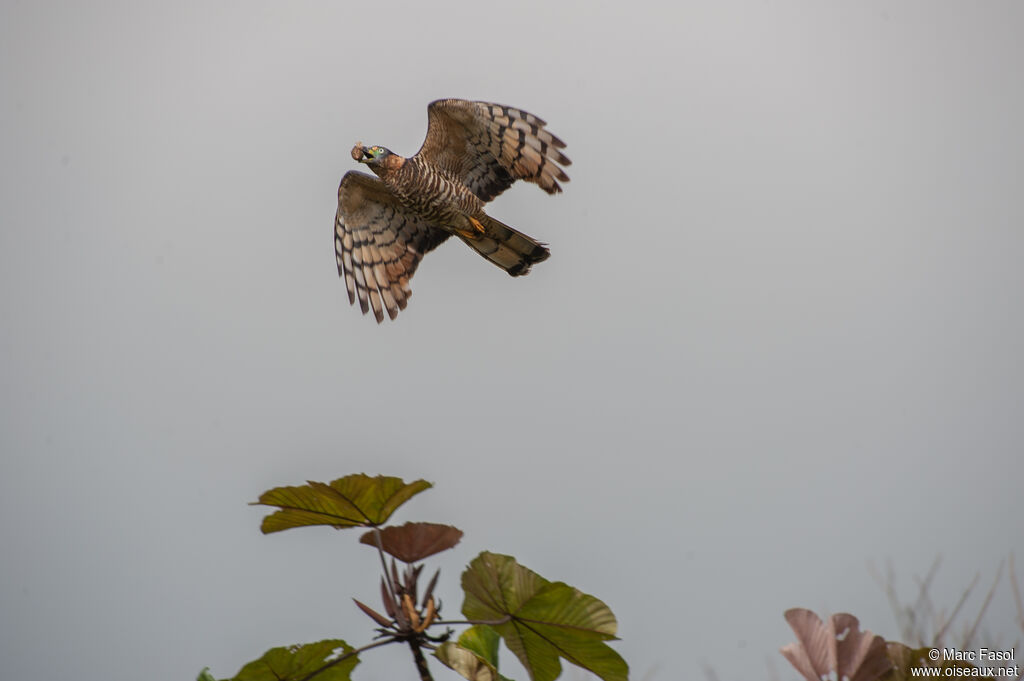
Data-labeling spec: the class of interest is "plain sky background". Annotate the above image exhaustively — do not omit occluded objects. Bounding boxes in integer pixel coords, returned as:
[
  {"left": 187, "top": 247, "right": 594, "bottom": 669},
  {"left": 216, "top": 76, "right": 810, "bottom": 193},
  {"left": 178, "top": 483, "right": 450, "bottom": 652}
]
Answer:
[{"left": 2, "top": 2, "right": 1022, "bottom": 680}]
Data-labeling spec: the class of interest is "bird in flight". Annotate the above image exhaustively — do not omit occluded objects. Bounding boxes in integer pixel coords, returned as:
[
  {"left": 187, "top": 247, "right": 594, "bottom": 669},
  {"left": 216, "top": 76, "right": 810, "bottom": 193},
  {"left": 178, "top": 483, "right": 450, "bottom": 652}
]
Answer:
[{"left": 334, "top": 98, "right": 570, "bottom": 323}]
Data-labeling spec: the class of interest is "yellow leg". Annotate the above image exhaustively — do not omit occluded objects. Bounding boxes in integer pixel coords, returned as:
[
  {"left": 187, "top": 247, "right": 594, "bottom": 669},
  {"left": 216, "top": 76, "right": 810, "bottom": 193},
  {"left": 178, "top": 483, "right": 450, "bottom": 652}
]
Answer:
[{"left": 455, "top": 217, "right": 487, "bottom": 240}]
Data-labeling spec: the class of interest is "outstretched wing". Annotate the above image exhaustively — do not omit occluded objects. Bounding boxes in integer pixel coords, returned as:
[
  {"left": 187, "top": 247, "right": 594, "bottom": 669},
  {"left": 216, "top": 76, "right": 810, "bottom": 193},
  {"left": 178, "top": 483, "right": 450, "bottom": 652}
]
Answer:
[
  {"left": 415, "top": 99, "right": 571, "bottom": 202},
  {"left": 335, "top": 171, "right": 449, "bottom": 323}
]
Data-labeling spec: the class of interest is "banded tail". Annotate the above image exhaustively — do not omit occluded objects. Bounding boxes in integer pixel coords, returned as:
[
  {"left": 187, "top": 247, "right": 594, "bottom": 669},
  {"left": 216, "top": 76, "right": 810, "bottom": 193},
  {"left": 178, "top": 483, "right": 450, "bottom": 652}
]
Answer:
[{"left": 458, "top": 214, "right": 550, "bottom": 277}]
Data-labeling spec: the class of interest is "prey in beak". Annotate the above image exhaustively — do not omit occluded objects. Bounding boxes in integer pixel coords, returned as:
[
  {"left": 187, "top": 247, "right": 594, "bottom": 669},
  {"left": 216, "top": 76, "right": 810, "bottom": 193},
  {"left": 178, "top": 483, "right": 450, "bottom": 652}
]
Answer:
[
  {"left": 349, "top": 143, "right": 402, "bottom": 174},
  {"left": 351, "top": 142, "right": 372, "bottom": 163}
]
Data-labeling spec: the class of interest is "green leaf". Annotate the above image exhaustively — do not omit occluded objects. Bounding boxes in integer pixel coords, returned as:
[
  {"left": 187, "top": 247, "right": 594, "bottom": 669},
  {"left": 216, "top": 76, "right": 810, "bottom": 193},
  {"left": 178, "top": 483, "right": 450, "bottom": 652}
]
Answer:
[
  {"left": 462, "top": 552, "right": 627, "bottom": 681},
  {"left": 197, "top": 668, "right": 217, "bottom": 681},
  {"left": 436, "top": 625, "right": 513, "bottom": 681},
  {"left": 884, "top": 643, "right": 996, "bottom": 681},
  {"left": 254, "top": 474, "right": 432, "bottom": 533},
  {"left": 457, "top": 625, "right": 501, "bottom": 669},
  {"left": 436, "top": 644, "right": 496, "bottom": 681},
  {"left": 216, "top": 639, "right": 358, "bottom": 681}
]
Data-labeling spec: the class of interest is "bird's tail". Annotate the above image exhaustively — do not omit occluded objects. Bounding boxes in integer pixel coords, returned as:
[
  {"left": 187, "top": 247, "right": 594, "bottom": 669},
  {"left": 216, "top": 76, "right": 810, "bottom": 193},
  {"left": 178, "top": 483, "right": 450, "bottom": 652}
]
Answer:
[{"left": 457, "top": 214, "right": 550, "bottom": 277}]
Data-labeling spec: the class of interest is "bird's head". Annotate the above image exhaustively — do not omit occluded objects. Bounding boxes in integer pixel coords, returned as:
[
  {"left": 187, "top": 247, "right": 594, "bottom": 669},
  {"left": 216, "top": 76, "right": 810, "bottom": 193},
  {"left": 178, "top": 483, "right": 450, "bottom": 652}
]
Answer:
[
  {"left": 352, "top": 143, "right": 391, "bottom": 165},
  {"left": 351, "top": 143, "right": 402, "bottom": 176}
]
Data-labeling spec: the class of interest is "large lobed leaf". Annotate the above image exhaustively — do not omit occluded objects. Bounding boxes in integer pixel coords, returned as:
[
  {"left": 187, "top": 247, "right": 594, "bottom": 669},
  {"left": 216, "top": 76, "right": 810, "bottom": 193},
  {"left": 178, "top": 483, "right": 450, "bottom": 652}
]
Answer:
[
  {"left": 202, "top": 639, "right": 358, "bottom": 681},
  {"left": 255, "top": 474, "right": 431, "bottom": 534},
  {"left": 360, "top": 522, "right": 463, "bottom": 562},
  {"left": 780, "top": 608, "right": 891, "bottom": 681},
  {"left": 461, "top": 552, "right": 627, "bottom": 681}
]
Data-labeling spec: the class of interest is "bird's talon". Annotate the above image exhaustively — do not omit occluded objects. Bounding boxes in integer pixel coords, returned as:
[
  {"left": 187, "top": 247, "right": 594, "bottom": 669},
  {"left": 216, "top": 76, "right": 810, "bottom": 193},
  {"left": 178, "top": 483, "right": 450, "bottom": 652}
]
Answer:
[{"left": 465, "top": 217, "right": 486, "bottom": 239}]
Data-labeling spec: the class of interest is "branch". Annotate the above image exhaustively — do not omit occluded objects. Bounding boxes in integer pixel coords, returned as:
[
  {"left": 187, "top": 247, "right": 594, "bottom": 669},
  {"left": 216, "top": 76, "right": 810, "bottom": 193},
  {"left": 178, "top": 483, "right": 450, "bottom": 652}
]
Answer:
[
  {"left": 961, "top": 559, "right": 1004, "bottom": 649},
  {"left": 912, "top": 555, "right": 942, "bottom": 641},
  {"left": 934, "top": 573, "right": 979, "bottom": 645},
  {"left": 1011, "top": 553, "right": 1024, "bottom": 631},
  {"left": 869, "top": 559, "right": 913, "bottom": 643},
  {"left": 1008, "top": 554, "right": 1024, "bottom": 681},
  {"left": 409, "top": 640, "right": 434, "bottom": 681}
]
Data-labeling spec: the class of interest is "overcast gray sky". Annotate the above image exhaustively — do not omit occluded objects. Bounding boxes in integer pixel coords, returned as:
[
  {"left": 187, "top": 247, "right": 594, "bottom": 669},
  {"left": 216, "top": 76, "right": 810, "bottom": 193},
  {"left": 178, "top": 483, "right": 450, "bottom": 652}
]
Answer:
[{"left": 2, "top": 2, "right": 1023, "bottom": 680}]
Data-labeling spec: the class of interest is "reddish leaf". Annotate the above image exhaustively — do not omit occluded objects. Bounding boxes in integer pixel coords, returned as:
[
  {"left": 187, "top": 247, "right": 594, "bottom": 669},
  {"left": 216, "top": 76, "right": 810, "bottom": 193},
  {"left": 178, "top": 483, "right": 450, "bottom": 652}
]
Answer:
[
  {"left": 360, "top": 522, "right": 463, "bottom": 562},
  {"left": 781, "top": 608, "right": 891, "bottom": 681}
]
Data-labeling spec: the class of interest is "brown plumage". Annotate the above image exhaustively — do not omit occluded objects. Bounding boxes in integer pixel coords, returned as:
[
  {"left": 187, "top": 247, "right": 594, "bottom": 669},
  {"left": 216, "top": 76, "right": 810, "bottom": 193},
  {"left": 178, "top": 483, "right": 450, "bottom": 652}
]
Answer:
[{"left": 334, "top": 99, "right": 570, "bottom": 323}]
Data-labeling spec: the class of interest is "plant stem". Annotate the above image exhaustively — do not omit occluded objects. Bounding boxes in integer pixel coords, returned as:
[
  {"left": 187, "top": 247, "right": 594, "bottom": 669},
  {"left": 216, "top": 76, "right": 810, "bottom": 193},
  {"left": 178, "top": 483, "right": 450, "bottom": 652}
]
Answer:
[
  {"left": 409, "top": 640, "right": 434, "bottom": 681},
  {"left": 373, "top": 526, "right": 399, "bottom": 603},
  {"left": 433, "top": 616, "right": 511, "bottom": 627}
]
